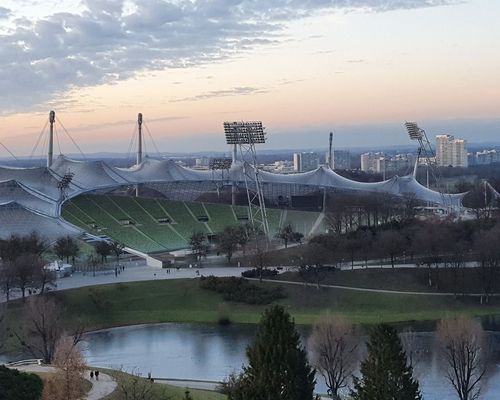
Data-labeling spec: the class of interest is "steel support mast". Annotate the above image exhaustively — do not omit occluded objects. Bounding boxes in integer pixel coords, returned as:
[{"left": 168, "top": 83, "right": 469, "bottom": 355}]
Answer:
[
  {"left": 47, "top": 110, "right": 55, "bottom": 168},
  {"left": 224, "top": 121, "right": 269, "bottom": 236}
]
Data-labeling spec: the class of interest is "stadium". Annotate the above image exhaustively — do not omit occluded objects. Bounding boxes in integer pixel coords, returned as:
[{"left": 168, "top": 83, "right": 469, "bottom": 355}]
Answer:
[{"left": 0, "top": 113, "right": 468, "bottom": 258}]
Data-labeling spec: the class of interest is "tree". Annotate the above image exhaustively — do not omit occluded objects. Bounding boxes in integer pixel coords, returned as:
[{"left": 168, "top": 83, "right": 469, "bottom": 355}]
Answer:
[
  {"left": 42, "top": 336, "right": 87, "bottom": 400},
  {"left": 300, "top": 242, "right": 333, "bottom": 289},
  {"left": 116, "top": 368, "right": 170, "bottom": 400},
  {"left": 437, "top": 318, "right": 487, "bottom": 400},
  {"left": 231, "top": 305, "right": 316, "bottom": 400},
  {"left": 14, "top": 296, "right": 83, "bottom": 364},
  {"left": 95, "top": 241, "right": 112, "bottom": 263},
  {"left": 13, "top": 254, "right": 43, "bottom": 300},
  {"left": 0, "top": 365, "right": 43, "bottom": 400},
  {"left": 351, "top": 324, "right": 422, "bottom": 400},
  {"left": 53, "top": 236, "right": 79, "bottom": 263},
  {"left": 109, "top": 241, "right": 125, "bottom": 265},
  {"left": 34, "top": 264, "right": 56, "bottom": 294},
  {"left": 218, "top": 227, "right": 240, "bottom": 263},
  {"left": 376, "top": 230, "right": 406, "bottom": 268},
  {"left": 189, "top": 232, "right": 209, "bottom": 260},
  {"left": 276, "top": 224, "right": 302, "bottom": 248},
  {"left": 308, "top": 315, "right": 359, "bottom": 399},
  {"left": 0, "top": 261, "right": 16, "bottom": 302}
]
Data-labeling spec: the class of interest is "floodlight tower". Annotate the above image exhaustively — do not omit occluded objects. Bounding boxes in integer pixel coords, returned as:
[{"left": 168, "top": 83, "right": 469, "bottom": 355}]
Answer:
[
  {"left": 328, "top": 132, "right": 333, "bottom": 169},
  {"left": 405, "top": 122, "right": 448, "bottom": 210},
  {"left": 224, "top": 121, "right": 269, "bottom": 235},
  {"left": 209, "top": 158, "right": 232, "bottom": 201},
  {"left": 137, "top": 112, "right": 143, "bottom": 165},
  {"left": 47, "top": 110, "right": 55, "bottom": 168}
]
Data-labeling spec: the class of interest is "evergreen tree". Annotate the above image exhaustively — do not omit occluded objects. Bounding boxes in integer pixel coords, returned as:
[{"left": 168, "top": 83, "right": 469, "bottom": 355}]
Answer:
[
  {"left": 232, "top": 305, "right": 316, "bottom": 400},
  {"left": 351, "top": 324, "right": 422, "bottom": 400}
]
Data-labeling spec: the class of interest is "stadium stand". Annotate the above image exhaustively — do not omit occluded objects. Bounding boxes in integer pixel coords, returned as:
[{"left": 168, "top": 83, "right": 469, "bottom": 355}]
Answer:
[{"left": 61, "top": 194, "right": 324, "bottom": 253}]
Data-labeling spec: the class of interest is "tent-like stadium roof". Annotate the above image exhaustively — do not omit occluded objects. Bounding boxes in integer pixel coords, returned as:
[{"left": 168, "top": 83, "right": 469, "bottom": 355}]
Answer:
[{"left": 0, "top": 154, "right": 465, "bottom": 238}]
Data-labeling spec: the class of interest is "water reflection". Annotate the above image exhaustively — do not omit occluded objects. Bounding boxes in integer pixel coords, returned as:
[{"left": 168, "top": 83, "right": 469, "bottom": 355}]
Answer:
[{"left": 82, "top": 323, "right": 500, "bottom": 399}]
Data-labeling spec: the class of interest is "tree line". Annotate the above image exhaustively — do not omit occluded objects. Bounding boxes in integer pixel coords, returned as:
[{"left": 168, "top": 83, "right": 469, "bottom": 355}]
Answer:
[
  {"left": 223, "top": 305, "right": 489, "bottom": 400},
  {"left": 303, "top": 217, "right": 500, "bottom": 297}
]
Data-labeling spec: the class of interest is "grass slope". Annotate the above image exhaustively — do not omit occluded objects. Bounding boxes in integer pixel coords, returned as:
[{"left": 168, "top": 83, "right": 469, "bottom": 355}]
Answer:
[
  {"left": 38, "top": 278, "right": 500, "bottom": 329},
  {"left": 101, "top": 370, "right": 226, "bottom": 400}
]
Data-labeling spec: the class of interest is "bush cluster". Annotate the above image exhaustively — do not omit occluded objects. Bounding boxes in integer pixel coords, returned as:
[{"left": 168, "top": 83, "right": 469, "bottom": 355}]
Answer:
[
  {"left": 241, "top": 268, "right": 278, "bottom": 278},
  {"left": 199, "top": 276, "right": 285, "bottom": 305}
]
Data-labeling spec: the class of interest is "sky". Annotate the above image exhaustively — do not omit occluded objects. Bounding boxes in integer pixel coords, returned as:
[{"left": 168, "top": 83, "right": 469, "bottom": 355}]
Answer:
[{"left": 0, "top": 0, "right": 499, "bottom": 158}]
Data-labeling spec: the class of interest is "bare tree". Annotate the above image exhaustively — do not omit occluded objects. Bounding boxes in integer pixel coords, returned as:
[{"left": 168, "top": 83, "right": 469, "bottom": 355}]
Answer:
[
  {"left": 35, "top": 265, "right": 56, "bottom": 294},
  {"left": 43, "top": 336, "right": 87, "bottom": 400},
  {"left": 0, "top": 261, "right": 16, "bottom": 301},
  {"left": 15, "top": 296, "right": 62, "bottom": 364},
  {"left": 15, "top": 296, "right": 84, "bottom": 364},
  {"left": 300, "top": 242, "right": 333, "bottom": 289},
  {"left": 376, "top": 230, "right": 406, "bottom": 268},
  {"left": 308, "top": 315, "right": 359, "bottom": 399},
  {"left": 116, "top": 368, "right": 170, "bottom": 400},
  {"left": 437, "top": 318, "right": 488, "bottom": 400},
  {"left": 13, "top": 253, "right": 43, "bottom": 300}
]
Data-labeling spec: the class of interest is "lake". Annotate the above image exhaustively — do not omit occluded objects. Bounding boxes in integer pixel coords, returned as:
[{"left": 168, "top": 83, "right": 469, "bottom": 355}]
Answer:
[{"left": 81, "top": 322, "right": 500, "bottom": 399}]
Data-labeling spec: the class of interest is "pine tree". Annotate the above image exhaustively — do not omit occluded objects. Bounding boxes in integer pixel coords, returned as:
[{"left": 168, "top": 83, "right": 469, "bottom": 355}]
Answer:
[
  {"left": 351, "top": 324, "right": 422, "bottom": 400},
  {"left": 232, "top": 305, "right": 316, "bottom": 400}
]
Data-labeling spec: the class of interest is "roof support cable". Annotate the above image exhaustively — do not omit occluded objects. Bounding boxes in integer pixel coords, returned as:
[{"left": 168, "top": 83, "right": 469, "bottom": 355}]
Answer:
[
  {"left": 0, "top": 142, "right": 19, "bottom": 161},
  {"left": 54, "top": 124, "right": 62, "bottom": 155},
  {"left": 143, "top": 121, "right": 161, "bottom": 157},
  {"left": 56, "top": 117, "right": 87, "bottom": 160},
  {"left": 29, "top": 120, "right": 48, "bottom": 160},
  {"left": 126, "top": 124, "right": 137, "bottom": 163}
]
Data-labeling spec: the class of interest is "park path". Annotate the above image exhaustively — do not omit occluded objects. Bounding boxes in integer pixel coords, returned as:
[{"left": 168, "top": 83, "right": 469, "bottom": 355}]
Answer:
[
  {"left": 84, "top": 370, "right": 117, "bottom": 400},
  {"left": 7, "top": 364, "right": 116, "bottom": 399},
  {"left": 248, "top": 277, "right": 497, "bottom": 297}
]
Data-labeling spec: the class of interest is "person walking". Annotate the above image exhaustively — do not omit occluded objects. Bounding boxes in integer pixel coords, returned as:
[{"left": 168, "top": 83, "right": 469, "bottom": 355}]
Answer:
[
  {"left": 95, "top": 370, "right": 99, "bottom": 381},
  {"left": 90, "top": 371, "right": 94, "bottom": 380}
]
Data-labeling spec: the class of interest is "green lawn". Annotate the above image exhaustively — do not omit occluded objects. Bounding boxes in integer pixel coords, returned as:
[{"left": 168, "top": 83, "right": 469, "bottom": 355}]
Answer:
[
  {"left": 28, "top": 278, "right": 500, "bottom": 329},
  {"left": 275, "top": 267, "right": 499, "bottom": 294},
  {"left": 101, "top": 369, "right": 226, "bottom": 400}
]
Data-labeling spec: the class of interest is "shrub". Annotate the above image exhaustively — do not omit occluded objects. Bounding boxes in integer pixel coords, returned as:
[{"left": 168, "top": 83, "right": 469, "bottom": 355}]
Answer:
[
  {"left": 0, "top": 365, "right": 43, "bottom": 400},
  {"left": 199, "top": 276, "right": 285, "bottom": 305},
  {"left": 241, "top": 268, "right": 278, "bottom": 278}
]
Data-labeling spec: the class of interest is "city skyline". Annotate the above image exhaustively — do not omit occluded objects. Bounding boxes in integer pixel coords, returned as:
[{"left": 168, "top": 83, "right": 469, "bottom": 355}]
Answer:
[{"left": 0, "top": 0, "right": 499, "bottom": 157}]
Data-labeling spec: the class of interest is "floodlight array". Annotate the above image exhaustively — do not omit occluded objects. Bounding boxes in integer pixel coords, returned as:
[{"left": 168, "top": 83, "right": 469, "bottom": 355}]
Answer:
[
  {"left": 209, "top": 158, "right": 232, "bottom": 170},
  {"left": 224, "top": 121, "right": 266, "bottom": 144},
  {"left": 405, "top": 122, "right": 423, "bottom": 140},
  {"left": 57, "top": 171, "right": 74, "bottom": 190}
]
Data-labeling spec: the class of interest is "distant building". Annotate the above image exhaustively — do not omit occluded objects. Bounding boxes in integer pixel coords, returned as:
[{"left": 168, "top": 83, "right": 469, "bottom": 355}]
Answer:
[
  {"left": 476, "top": 149, "right": 499, "bottom": 165},
  {"left": 293, "top": 152, "right": 319, "bottom": 172},
  {"left": 327, "top": 150, "right": 351, "bottom": 170},
  {"left": 360, "top": 152, "right": 384, "bottom": 172},
  {"left": 436, "top": 134, "right": 468, "bottom": 168},
  {"left": 293, "top": 153, "right": 301, "bottom": 172}
]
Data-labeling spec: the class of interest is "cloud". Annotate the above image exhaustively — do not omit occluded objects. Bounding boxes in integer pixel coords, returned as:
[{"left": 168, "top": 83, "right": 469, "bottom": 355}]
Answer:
[
  {"left": 0, "top": 7, "right": 11, "bottom": 19},
  {"left": 0, "top": 0, "right": 460, "bottom": 113},
  {"left": 171, "top": 86, "right": 267, "bottom": 102}
]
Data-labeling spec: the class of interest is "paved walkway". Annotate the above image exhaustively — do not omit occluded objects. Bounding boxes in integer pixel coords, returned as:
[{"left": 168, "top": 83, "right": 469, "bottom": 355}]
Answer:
[
  {"left": 84, "top": 370, "right": 117, "bottom": 400},
  {"left": 8, "top": 364, "right": 116, "bottom": 399},
  {"left": 1, "top": 262, "right": 246, "bottom": 302},
  {"left": 252, "top": 277, "right": 497, "bottom": 297}
]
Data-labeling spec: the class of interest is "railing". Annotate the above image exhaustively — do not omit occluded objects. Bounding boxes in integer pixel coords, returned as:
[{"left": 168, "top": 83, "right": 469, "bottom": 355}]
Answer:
[{"left": 4, "top": 359, "right": 43, "bottom": 367}]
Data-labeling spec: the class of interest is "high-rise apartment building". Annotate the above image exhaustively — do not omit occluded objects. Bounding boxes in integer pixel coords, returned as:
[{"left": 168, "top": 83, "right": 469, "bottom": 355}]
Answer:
[
  {"left": 293, "top": 152, "right": 319, "bottom": 172},
  {"left": 361, "top": 152, "right": 384, "bottom": 172},
  {"left": 436, "top": 134, "right": 468, "bottom": 168},
  {"left": 328, "top": 150, "right": 351, "bottom": 170}
]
